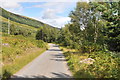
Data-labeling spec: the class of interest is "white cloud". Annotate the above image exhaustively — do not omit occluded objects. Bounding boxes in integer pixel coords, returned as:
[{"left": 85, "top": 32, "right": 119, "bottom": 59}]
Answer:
[
  {"left": 33, "top": 2, "right": 69, "bottom": 13},
  {"left": 32, "top": 2, "right": 72, "bottom": 28},
  {"left": 38, "top": 17, "right": 71, "bottom": 28},
  {"left": 0, "top": 0, "right": 24, "bottom": 14},
  {"left": 42, "top": 9, "right": 59, "bottom": 19},
  {"left": 1, "top": 2, "right": 20, "bottom": 8},
  {"left": 0, "top": 0, "right": 86, "bottom": 3},
  {"left": 0, "top": 1, "right": 72, "bottom": 28}
]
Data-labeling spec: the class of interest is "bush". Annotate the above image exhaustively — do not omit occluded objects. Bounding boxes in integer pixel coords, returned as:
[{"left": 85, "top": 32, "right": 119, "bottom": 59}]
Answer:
[
  {"left": 87, "top": 51, "right": 119, "bottom": 78},
  {"left": 37, "top": 40, "right": 47, "bottom": 48},
  {"left": 71, "top": 42, "right": 80, "bottom": 49},
  {"left": 62, "top": 47, "right": 119, "bottom": 78},
  {"left": 80, "top": 42, "right": 102, "bottom": 53}
]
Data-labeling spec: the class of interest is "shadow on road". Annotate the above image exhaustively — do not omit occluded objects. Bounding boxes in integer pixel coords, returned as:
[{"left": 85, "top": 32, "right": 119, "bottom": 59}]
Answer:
[
  {"left": 51, "top": 72, "right": 71, "bottom": 78},
  {"left": 50, "top": 59, "right": 66, "bottom": 61},
  {"left": 48, "top": 49, "right": 61, "bottom": 51},
  {"left": 50, "top": 53, "right": 66, "bottom": 62},
  {"left": 9, "top": 72, "right": 72, "bottom": 80},
  {"left": 53, "top": 45, "right": 59, "bottom": 47}
]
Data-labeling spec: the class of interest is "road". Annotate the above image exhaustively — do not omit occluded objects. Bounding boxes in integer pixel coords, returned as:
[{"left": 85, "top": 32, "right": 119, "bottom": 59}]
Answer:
[{"left": 13, "top": 44, "right": 72, "bottom": 78}]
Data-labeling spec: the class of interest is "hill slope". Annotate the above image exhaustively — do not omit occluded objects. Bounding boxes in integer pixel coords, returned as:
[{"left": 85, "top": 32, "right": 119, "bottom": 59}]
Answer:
[
  {"left": 0, "top": 7, "right": 59, "bottom": 38},
  {"left": 1, "top": 7, "right": 54, "bottom": 28}
]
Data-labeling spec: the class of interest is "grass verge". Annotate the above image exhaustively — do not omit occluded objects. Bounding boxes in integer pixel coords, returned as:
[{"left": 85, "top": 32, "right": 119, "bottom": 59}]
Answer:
[
  {"left": 2, "top": 48, "right": 46, "bottom": 80},
  {"left": 60, "top": 46, "right": 119, "bottom": 78}
]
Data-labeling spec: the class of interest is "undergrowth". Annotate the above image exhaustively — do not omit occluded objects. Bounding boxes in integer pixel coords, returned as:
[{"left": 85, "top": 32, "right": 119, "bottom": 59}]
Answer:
[
  {"left": 1, "top": 34, "right": 47, "bottom": 79},
  {"left": 60, "top": 47, "right": 120, "bottom": 79}
]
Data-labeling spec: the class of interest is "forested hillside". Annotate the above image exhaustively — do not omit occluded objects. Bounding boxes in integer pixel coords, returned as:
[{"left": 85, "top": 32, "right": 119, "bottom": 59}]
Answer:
[
  {"left": 1, "top": 7, "right": 53, "bottom": 28},
  {"left": 1, "top": 7, "right": 59, "bottom": 38}
]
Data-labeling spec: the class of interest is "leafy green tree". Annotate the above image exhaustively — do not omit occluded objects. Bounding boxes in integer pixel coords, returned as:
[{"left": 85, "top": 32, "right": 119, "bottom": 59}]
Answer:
[
  {"left": 101, "top": 2, "right": 120, "bottom": 51},
  {"left": 36, "top": 26, "right": 59, "bottom": 43}
]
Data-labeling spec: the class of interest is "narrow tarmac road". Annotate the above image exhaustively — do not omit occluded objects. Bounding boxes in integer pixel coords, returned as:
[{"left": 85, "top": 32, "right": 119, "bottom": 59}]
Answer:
[{"left": 13, "top": 44, "right": 72, "bottom": 78}]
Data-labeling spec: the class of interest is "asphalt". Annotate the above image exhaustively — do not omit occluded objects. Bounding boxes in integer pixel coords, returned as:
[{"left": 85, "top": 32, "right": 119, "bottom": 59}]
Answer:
[{"left": 13, "top": 44, "right": 72, "bottom": 78}]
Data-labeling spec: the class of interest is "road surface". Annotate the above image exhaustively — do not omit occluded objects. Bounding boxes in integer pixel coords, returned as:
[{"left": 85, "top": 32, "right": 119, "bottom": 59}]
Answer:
[{"left": 13, "top": 44, "right": 72, "bottom": 78}]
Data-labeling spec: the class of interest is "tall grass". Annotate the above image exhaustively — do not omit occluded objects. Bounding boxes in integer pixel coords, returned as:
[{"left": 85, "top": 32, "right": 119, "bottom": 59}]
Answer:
[
  {"left": 2, "top": 34, "right": 47, "bottom": 79},
  {"left": 60, "top": 47, "right": 119, "bottom": 78}
]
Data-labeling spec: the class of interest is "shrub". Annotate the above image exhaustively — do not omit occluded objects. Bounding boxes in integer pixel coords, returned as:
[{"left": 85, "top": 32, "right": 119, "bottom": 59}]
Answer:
[
  {"left": 87, "top": 51, "right": 119, "bottom": 78},
  {"left": 37, "top": 40, "right": 47, "bottom": 48},
  {"left": 80, "top": 42, "right": 102, "bottom": 53}
]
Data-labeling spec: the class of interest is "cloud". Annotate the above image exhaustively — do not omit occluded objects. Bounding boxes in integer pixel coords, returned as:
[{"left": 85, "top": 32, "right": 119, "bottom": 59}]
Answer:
[
  {"left": 0, "top": 0, "right": 24, "bottom": 14},
  {"left": 1, "top": 2, "right": 20, "bottom": 8},
  {"left": 33, "top": 2, "right": 69, "bottom": 13},
  {"left": 38, "top": 17, "right": 71, "bottom": 28},
  {"left": 54, "top": 17, "right": 71, "bottom": 28},
  {"left": 0, "top": 0, "right": 85, "bottom": 3},
  {"left": 30, "top": 2, "right": 72, "bottom": 28},
  {"left": 36, "top": 2, "right": 72, "bottom": 28},
  {"left": 42, "top": 9, "right": 59, "bottom": 19},
  {"left": 0, "top": 1, "right": 73, "bottom": 28}
]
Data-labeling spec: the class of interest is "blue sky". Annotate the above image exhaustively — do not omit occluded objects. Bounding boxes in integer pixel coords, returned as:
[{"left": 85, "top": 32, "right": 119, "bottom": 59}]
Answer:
[{"left": 0, "top": 0, "right": 77, "bottom": 28}]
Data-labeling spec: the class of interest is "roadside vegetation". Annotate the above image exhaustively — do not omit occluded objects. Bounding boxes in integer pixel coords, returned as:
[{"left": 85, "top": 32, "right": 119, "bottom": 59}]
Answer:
[
  {"left": 60, "top": 47, "right": 119, "bottom": 78},
  {"left": 25, "top": 2, "right": 120, "bottom": 78},
  {"left": 0, "top": 7, "right": 55, "bottom": 80},
  {"left": 58, "top": 2, "right": 120, "bottom": 78},
  {"left": 2, "top": 34, "right": 47, "bottom": 80},
  {"left": 0, "top": 1, "right": 119, "bottom": 79}
]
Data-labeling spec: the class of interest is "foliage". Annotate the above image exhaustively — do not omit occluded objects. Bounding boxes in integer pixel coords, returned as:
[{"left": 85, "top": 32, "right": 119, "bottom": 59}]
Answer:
[
  {"left": 37, "top": 40, "right": 47, "bottom": 48},
  {"left": 100, "top": 2, "right": 120, "bottom": 52},
  {"left": 58, "top": 2, "right": 120, "bottom": 52},
  {"left": 2, "top": 49, "right": 46, "bottom": 80},
  {"left": 59, "top": 2, "right": 120, "bottom": 78},
  {"left": 61, "top": 47, "right": 119, "bottom": 78},
  {"left": 36, "top": 26, "right": 60, "bottom": 43},
  {"left": 2, "top": 34, "right": 47, "bottom": 79},
  {"left": 1, "top": 19, "right": 37, "bottom": 37}
]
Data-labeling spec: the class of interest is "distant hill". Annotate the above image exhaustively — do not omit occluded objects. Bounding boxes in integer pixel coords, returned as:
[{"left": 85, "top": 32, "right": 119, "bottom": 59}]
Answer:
[
  {"left": 1, "top": 7, "right": 54, "bottom": 28},
  {"left": 0, "top": 7, "right": 60, "bottom": 37}
]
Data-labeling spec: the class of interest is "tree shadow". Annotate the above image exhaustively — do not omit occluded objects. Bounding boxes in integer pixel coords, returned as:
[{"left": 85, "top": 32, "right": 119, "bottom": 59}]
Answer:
[
  {"left": 10, "top": 72, "right": 72, "bottom": 80},
  {"left": 10, "top": 75, "right": 49, "bottom": 80},
  {"left": 50, "top": 59, "right": 66, "bottom": 61},
  {"left": 53, "top": 45, "right": 59, "bottom": 47},
  {"left": 1, "top": 71, "right": 72, "bottom": 80},
  {"left": 51, "top": 72, "right": 72, "bottom": 78},
  {"left": 52, "top": 54, "right": 64, "bottom": 58},
  {"left": 50, "top": 53, "right": 66, "bottom": 62},
  {"left": 48, "top": 49, "right": 61, "bottom": 51}
]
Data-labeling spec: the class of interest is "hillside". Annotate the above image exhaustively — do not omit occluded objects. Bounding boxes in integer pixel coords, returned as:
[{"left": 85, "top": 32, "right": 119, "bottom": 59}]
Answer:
[
  {"left": 1, "top": 7, "right": 54, "bottom": 28},
  {"left": 1, "top": 8, "right": 51, "bottom": 79},
  {"left": 0, "top": 7, "right": 60, "bottom": 38}
]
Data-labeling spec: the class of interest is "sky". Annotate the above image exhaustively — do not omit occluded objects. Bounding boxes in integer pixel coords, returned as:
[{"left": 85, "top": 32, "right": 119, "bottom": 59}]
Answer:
[
  {"left": 0, "top": 0, "right": 118, "bottom": 28},
  {"left": 0, "top": 0, "right": 82, "bottom": 28}
]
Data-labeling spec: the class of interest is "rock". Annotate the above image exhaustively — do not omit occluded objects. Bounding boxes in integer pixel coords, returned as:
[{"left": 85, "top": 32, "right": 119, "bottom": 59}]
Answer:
[
  {"left": 0, "top": 62, "right": 4, "bottom": 66},
  {"left": 79, "top": 58, "right": 95, "bottom": 64},
  {"left": 2, "top": 43, "right": 10, "bottom": 47}
]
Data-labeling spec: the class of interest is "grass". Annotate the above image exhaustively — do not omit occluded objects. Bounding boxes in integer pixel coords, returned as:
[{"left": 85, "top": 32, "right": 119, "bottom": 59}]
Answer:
[
  {"left": 0, "top": 16, "right": 37, "bottom": 31},
  {"left": 2, "top": 48, "right": 46, "bottom": 77},
  {"left": 60, "top": 46, "right": 119, "bottom": 78},
  {"left": 1, "top": 34, "right": 47, "bottom": 79}
]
